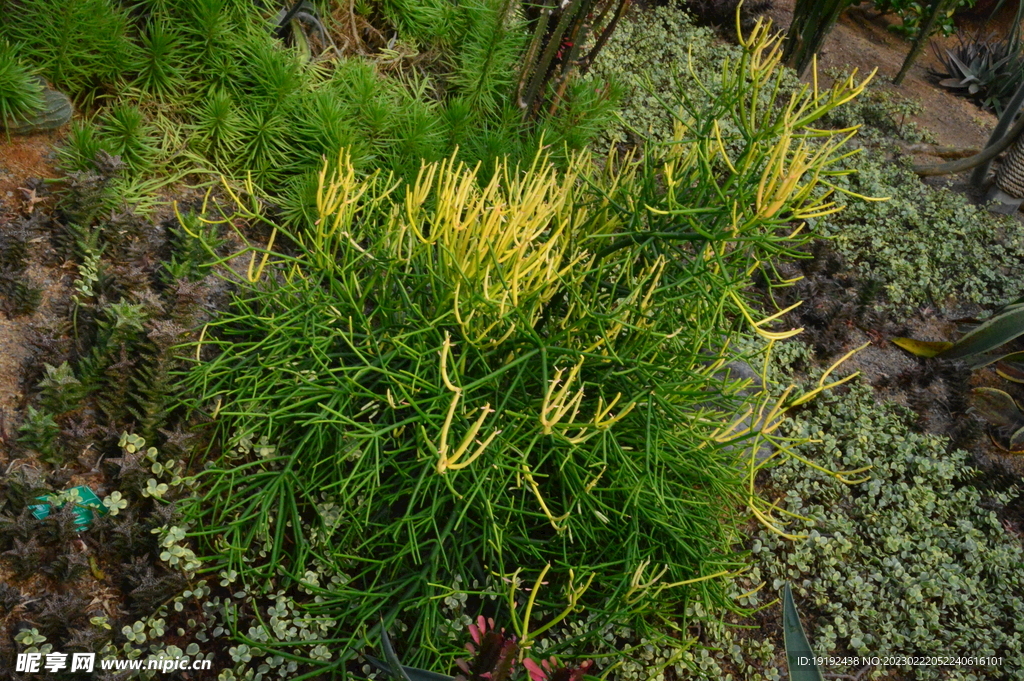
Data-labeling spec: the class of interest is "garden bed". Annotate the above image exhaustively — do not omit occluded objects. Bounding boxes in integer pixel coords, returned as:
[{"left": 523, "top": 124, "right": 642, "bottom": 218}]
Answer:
[{"left": 0, "top": 2, "right": 1022, "bottom": 680}]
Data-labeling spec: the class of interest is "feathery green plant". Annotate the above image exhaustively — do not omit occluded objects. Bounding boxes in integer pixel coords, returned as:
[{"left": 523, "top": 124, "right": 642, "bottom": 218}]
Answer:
[
  {"left": 0, "top": 40, "right": 43, "bottom": 127},
  {"left": 134, "top": 19, "right": 187, "bottom": 98},
  {"left": 377, "top": 0, "right": 457, "bottom": 42},
  {"left": 234, "top": 107, "right": 294, "bottom": 184},
  {"left": 451, "top": 0, "right": 525, "bottom": 110},
  {"left": 99, "top": 103, "right": 162, "bottom": 175},
  {"left": 190, "top": 88, "right": 243, "bottom": 165},
  {"left": 0, "top": 0, "right": 137, "bottom": 102},
  {"left": 58, "top": 122, "right": 116, "bottom": 172}
]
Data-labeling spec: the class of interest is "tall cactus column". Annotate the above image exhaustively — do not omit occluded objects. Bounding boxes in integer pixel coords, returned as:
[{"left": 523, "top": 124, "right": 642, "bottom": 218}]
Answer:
[{"left": 990, "top": 133, "right": 1024, "bottom": 213}]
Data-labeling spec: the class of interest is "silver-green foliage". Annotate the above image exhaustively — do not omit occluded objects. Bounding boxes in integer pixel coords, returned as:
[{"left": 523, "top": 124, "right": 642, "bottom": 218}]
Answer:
[
  {"left": 584, "top": 4, "right": 740, "bottom": 144},
  {"left": 757, "top": 377, "right": 1024, "bottom": 679},
  {"left": 819, "top": 156, "right": 1024, "bottom": 313}
]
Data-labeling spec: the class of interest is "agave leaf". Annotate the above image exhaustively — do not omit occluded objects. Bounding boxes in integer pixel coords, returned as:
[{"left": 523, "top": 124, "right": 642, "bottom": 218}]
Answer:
[
  {"left": 969, "top": 387, "right": 1024, "bottom": 428},
  {"left": 948, "top": 50, "right": 974, "bottom": 76},
  {"left": 783, "top": 583, "right": 824, "bottom": 681},
  {"left": 939, "top": 78, "right": 967, "bottom": 87},
  {"left": 1010, "top": 424, "right": 1024, "bottom": 452},
  {"left": 996, "top": 360, "right": 1024, "bottom": 384},
  {"left": 891, "top": 337, "right": 952, "bottom": 357},
  {"left": 966, "top": 349, "right": 1024, "bottom": 369},
  {"left": 365, "top": 655, "right": 457, "bottom": 681},
  {"left": 941, "top": 304, "right": 1024, "bottom": 360},
  {"left": 380, "top": 626, "right": 413, "bottom": 681}
]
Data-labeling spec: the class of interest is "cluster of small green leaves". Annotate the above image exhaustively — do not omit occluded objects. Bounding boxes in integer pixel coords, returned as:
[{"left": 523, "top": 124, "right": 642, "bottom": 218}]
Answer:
[
  {"left": 104, "top": 580, "right": 215, "bottom": 679},
  {"left": 179, "top": 570, "right": 342, "bottom": 681},
  {"left": 583, "top": 5, "right": 734, "bottom": 144},
  {"left": 817, "top": 154, "right": 1024, "bottom": 313},
  {"left": 871, "top": 0, "right": 976, "bottom": 40},
  {"left": 754, "top": 376, "right": 1023, "bottom": 679}
]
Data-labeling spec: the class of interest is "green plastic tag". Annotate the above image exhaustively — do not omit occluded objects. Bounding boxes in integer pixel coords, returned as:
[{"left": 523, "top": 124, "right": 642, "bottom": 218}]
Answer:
[{"left": 28, "top": 485, "right": 106, "bottom": 530}]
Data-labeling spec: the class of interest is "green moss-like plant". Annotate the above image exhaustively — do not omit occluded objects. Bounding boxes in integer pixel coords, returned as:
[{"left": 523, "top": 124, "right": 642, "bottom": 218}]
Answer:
[
  {"left": 133, "top": 19, "right": 187, "bottom": 99},
  {"left": 0, "top": 0, "right": 137, "bottom": 102},
  {"left": 99, "top": 103, "right": 162, "bottom": 176}
]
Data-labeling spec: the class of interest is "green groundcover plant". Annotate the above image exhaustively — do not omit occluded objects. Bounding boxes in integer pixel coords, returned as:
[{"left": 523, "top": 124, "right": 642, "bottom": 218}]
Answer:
[
  {"left": 817, "top": 154, "right": 1024, "bottom": 313},
  {"left": 760, "top": 375, "right": 1024, "bottom": 679},
  {"left": 176, "top": 21, "right": 875, "bottom": 672}
]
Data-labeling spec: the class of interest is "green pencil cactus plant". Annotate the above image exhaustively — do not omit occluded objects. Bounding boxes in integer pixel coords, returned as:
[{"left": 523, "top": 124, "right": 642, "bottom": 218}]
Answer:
[{"left": 174, "top": 16, "right": 876, "bottom": 669}]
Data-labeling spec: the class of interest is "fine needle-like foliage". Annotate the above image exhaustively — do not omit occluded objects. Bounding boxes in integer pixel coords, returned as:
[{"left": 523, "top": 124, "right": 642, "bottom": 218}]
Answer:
[
  {"left": 133, "top": 19, "right": 187, "bottom": 99},
  {"left": 0, "top": 40, "right": 43, "bottom": 126},
  {"left": 0, "top": 0, "right": 138, "bottom": 103},
  {"left": 179, "top": 19, "right": 874, "bottom": 671}
]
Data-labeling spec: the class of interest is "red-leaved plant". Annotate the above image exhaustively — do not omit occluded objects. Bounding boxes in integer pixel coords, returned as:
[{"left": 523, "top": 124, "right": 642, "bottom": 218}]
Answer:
[{"left": 368, "top": 615, "right": 593, "bottom": 681}]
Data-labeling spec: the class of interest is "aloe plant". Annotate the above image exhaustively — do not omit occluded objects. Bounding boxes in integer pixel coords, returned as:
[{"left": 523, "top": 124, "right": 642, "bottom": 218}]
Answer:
[{"left": 893, "top": 297, "right": 1024, "bottom": 450}]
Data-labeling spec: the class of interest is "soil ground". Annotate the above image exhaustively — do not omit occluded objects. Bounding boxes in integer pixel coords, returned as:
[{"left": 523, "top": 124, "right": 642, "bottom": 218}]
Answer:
[
  {"left": 0, "top": 131, "right": 67, "bottom": 438},
  {"left": 770, "top": 1, "right": 1001, "bottom": 154}
]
